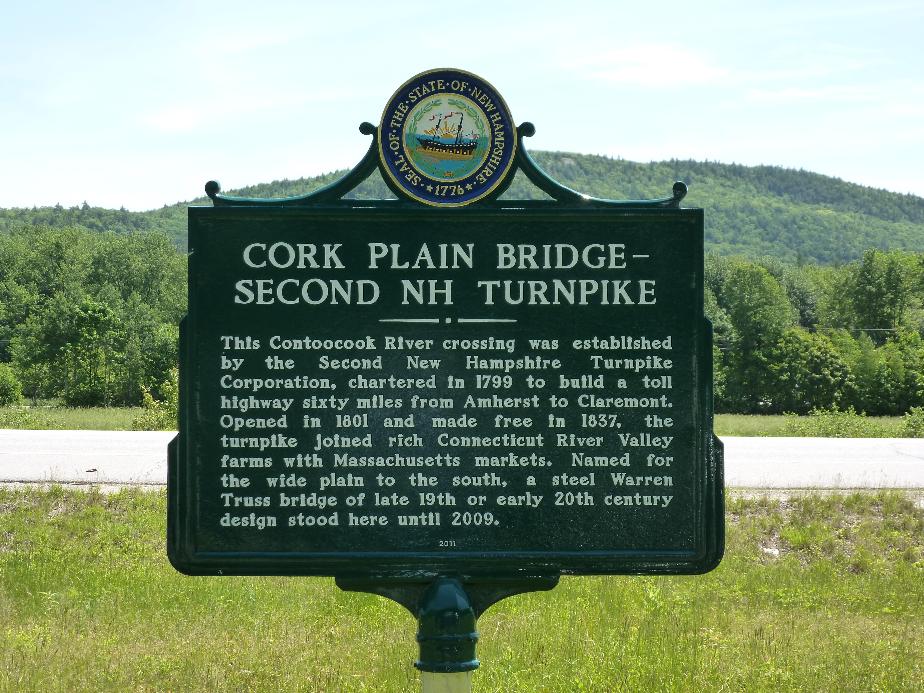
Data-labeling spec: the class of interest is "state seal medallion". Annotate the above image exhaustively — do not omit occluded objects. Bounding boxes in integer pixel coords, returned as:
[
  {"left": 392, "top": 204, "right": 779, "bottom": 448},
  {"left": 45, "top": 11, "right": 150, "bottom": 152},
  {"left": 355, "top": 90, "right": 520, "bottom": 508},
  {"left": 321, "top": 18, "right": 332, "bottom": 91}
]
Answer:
[{"left": 379, "top": 68, "right": 517, "bottom": 206}]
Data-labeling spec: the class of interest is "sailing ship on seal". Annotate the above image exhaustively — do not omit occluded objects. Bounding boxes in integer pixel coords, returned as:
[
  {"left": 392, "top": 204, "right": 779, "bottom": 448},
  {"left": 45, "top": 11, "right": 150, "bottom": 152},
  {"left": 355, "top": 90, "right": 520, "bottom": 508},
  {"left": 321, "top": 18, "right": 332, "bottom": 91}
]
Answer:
[{"left": 416, "top": 112, "right": 478, "bottom": 160}]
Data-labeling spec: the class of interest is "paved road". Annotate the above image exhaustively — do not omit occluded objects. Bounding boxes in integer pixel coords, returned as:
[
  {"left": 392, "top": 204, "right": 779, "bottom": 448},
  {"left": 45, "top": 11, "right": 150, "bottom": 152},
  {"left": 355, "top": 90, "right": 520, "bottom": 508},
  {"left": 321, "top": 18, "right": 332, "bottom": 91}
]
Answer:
[
  {"left": 1, "top": 430, "right": 923, "bottom": 488},
  {"left": 720, "top": 436, "right": 924, "bottom": 488},
  {"left": 0, "top": 430, "right": 175, "bottom": 485}
]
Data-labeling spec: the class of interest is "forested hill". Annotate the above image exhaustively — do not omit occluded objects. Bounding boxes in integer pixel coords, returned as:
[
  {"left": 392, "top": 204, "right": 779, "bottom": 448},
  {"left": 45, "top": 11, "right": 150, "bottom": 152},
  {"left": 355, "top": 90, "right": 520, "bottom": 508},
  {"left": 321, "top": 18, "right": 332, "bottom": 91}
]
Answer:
[{"left": 3, "top": 153, "right": 923, "bottom": 264}]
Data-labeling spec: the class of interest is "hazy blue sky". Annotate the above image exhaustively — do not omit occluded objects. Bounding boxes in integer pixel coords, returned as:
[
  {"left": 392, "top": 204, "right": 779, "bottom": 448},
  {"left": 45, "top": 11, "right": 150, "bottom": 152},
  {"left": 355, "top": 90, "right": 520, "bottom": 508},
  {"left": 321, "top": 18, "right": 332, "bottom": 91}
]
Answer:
[{"left": 1, "top": 0, "right": 921, "bottom": 210}]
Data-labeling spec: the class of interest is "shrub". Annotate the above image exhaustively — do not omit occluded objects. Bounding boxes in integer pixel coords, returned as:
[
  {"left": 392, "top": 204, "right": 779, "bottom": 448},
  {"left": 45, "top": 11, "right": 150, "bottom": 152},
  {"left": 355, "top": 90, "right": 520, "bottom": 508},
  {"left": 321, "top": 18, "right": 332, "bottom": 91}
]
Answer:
[
  {"left": 131, "top": 368, "right": 179, "bottom": 431},
  {"left": 900, "top": 407, "right": 924, "bottom": 438},
  {"left": 764, "top": 329, "right": 853, "bottom": 414},
  {"left": 0, "top": 364, "right": 23, "bottom": 406},
  {"left": 781, "top": 407, "right": 897, "bottom": 438}
]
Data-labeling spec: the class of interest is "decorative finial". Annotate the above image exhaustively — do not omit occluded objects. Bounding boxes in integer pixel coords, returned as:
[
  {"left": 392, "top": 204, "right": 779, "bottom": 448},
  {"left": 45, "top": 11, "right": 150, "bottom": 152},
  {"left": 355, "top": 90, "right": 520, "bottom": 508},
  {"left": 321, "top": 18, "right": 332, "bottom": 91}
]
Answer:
[{"left": 518, "top": 122, "right": 536, "bottom": 138}]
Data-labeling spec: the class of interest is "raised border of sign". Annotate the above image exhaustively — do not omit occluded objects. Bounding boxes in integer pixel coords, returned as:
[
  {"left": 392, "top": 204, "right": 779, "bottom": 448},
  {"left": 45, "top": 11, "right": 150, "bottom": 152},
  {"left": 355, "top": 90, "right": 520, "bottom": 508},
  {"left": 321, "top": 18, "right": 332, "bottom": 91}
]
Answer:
[{"left": 168, "top": 206, "right": 723, "bottom": 580}]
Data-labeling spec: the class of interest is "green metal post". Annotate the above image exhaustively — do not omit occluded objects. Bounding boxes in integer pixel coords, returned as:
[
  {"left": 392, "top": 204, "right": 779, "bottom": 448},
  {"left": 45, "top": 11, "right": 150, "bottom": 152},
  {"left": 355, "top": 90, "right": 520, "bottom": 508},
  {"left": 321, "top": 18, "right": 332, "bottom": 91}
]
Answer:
[{"left": 416, "top": 578, "right": 478, "bottom": 693}]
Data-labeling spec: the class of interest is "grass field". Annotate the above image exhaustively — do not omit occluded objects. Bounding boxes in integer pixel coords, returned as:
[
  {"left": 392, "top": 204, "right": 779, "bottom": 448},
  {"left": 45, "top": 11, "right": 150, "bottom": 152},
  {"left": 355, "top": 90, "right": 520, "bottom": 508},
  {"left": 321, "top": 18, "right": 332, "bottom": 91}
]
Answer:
[
  {"left": 716, "top": 414, "right": 794, "bottom": 436},
  {"left": 0, "top": 406, "right": 141, "bottom": 431},
  {"left": 714, "top": 414, "right": 904, "bottom": 437},
  {"left": 0, "top": 407, "right": 909, "bottom": 437},
  {"left": 0, "top": 488, "right": 921, "bottom": 691}
]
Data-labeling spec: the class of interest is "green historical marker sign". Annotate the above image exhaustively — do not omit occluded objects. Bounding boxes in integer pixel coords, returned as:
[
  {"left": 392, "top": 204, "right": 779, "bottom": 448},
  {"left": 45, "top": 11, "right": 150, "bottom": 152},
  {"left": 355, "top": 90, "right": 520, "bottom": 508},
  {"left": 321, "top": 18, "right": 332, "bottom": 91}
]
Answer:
[
  {"left": 170, "top": 206, "right": 721, "bottom": 573},
  {"left": 168, "top": 68, "right": 723, "bottom": 678}
]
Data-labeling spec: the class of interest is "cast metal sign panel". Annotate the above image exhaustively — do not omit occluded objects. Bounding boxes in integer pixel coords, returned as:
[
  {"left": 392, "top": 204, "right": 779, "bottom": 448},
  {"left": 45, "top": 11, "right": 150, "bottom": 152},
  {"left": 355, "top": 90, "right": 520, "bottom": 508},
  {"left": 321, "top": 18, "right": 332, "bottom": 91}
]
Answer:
[{"left": 168, "top": 206, "right": 723, "bottom": 576}]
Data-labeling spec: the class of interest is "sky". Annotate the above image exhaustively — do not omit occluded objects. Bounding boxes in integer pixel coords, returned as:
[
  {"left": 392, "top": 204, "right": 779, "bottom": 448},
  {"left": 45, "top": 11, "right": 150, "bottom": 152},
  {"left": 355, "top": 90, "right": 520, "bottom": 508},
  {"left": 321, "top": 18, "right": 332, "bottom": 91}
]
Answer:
[{"left": 1, "top": 0, "right": 922, "bottom": 211}]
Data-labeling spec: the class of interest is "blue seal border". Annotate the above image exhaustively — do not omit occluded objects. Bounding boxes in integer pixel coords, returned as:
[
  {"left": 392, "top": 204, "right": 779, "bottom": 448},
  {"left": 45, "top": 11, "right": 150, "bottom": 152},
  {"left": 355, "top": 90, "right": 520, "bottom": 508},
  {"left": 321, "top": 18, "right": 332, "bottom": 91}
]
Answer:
[{"left": 378, "top": 68, "right": 517, "bottom": 207}]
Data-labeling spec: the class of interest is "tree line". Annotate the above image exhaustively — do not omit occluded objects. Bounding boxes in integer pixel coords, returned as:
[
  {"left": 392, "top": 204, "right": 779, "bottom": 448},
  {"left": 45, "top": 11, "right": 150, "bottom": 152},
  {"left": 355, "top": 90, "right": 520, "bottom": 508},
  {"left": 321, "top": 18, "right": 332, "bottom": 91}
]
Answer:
[
  {"left": 208, "top": 156, "right": 924, "bottom": 265},
  {"left": 1, "top": 224, "right": 923, "bottom": 415},
  {"left": 0, "top": 226, "right": 183, "bottom": 406},
  {"left": 708, "top": 251, "right": 924, "bottom": 414},
  {"left": 4, "top": 152, "right": 924, "bottom": 263}
]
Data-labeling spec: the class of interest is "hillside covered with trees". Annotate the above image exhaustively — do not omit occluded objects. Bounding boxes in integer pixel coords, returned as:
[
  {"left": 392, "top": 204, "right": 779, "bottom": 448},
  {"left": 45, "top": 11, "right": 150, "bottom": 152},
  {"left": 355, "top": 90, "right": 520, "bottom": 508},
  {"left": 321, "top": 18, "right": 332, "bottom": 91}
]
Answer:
[
  {"left": 1, "top": 155, "right": 924, "bottom": 414},
  {"left": 2, "top": 153, "right": 923, "bottom": 264}
]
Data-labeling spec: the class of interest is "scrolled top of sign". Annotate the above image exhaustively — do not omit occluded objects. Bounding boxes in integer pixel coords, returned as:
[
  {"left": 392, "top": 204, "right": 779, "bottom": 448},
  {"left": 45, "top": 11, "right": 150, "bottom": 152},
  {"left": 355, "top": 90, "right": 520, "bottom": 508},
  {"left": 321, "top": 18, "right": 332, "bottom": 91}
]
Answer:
[{"left": 379, "top": 68, "right": 518, "bottom": 206}]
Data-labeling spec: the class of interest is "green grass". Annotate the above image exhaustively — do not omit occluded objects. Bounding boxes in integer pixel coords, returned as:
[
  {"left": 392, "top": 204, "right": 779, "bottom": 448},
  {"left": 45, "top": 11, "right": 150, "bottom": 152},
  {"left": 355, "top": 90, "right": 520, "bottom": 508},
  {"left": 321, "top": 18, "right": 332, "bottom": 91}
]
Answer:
[
  {"left": 715, "top": 414, "right": 791, "bottom": 436},
  {"left": 0, "top": 488, "right": 921, "bottom": 691},
  {"left": 0, "top": 406, "right": 142, "bottom": 430},
  {"left": 714, "top": 414, "right": 903, "bottom": 437}
]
